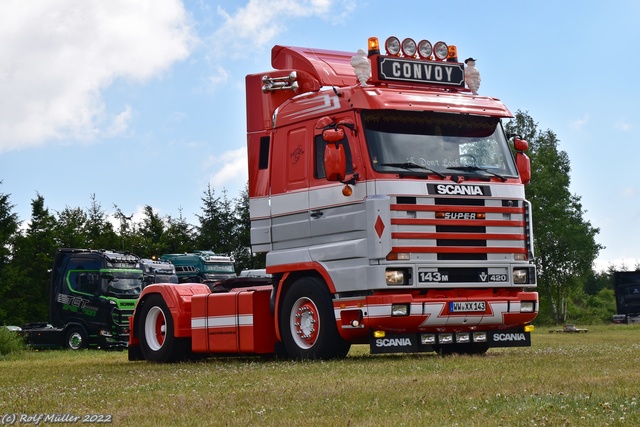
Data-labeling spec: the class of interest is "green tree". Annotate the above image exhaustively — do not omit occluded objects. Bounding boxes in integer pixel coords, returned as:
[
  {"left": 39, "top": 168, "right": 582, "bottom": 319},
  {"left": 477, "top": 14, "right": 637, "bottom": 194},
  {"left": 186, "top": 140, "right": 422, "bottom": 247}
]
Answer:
[
  {"left": 195, "top": 184, "right": 219, "bottom": 251},
  {"left": 217, "top": 189, "right": 235, "bottom": 255},
  {"left": 6, "top": 195, "right": 58, "bottom": 324},
  {"left": 113, "top": 205, "right": 136, "bottom": 252},
  {"left": 232, "top": 184, "right": 265, "bottom": 272},
  {"left": 134, "top": 205, "right": 166, "bottom": 257},
  {"left": 161, "top": 208, "right": 194, "bottom": 254},
  {"left": 0, "top": 184, "right": 20, "bottom": 323},
  {"left": 195, "top": 184, "right": 231, "bottom": 253},
  {"left": 54, "top": 207, "right": 88, "bottom": 249},
  {"left": 505, "top": 111, "right": 602, "bottom": 323},
  {"left": 583, "top": 269, "right": 613, "bottom": 296},
  {"left": 85, "top": 194, "right": 118, "bottom": 250}
]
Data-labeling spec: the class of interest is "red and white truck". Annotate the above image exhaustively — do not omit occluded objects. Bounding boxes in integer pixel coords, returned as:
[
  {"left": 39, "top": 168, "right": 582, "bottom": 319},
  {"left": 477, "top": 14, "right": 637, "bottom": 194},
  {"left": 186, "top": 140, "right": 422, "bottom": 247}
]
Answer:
[{"left": 129, "top": 36, "right": 538, "bottom": 362}]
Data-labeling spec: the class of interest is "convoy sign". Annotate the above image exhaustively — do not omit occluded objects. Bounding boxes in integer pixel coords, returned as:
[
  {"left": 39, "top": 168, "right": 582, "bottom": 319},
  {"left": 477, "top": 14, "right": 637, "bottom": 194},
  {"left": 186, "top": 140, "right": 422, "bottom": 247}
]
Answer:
[{"left": 377, "top": 57, "right": 465, "bottom": 87}]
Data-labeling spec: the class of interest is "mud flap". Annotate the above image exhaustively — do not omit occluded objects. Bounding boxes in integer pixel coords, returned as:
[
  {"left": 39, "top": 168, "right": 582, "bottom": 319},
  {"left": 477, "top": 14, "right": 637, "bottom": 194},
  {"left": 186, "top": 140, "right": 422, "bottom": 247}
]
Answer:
[
  {"left": 370, "top": 333, "right": 435, "bottom": 354},
  {"left": 128, "top": 344, "right": 143, "bottom": 361}
]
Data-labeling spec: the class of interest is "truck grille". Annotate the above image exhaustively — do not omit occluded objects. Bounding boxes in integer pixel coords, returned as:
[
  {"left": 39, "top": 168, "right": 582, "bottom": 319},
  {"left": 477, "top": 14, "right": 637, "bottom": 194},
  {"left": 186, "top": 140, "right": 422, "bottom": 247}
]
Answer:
[{"left": 390, "top": 196, "right": 530, "bottom": 261}]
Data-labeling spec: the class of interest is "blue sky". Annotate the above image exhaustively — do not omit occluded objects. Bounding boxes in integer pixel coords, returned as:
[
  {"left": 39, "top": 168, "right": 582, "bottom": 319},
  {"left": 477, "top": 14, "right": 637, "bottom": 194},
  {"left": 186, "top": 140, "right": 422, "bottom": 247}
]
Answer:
[{"left": 0, "top": 0, "right": 639, "bottom": 271}]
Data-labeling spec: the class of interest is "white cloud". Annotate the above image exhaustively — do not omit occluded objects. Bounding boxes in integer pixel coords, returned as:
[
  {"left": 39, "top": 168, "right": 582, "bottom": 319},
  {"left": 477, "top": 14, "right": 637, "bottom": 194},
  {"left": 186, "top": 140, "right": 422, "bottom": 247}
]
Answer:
[
  {"left": 105, "top": 105, "right": 133, "bottom": 137},
  {"left": 622, "top": 187, "right": 637, "bottom": 198},
  {"left": 594, "top": 257, "right": 640, "bottom": 272},
  {"left": 615, "top": 120, "right": 633, "bottom": 132},
  {"left": 207, "top": 147, "right": 248, "bottom": 192},
  {"left": 212, "top": 0, "right": 354, "bottom": 58},
  {"left": 107, "top": 204, "right": 150, "bottom": 233},
  {"left": 570, "top": 114, "right": 589, "bottom": 131},
  {"left": 208, "top": 65, "right": 230, "bottom": 89},
  {"left": 0, "top": 0, "right": 196, "bottom": 153}
]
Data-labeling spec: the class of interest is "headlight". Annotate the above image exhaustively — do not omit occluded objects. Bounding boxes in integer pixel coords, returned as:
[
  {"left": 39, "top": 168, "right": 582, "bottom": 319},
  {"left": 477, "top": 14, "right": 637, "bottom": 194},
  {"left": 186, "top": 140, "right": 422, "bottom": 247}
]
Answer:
[
  {"left": 391, "top": 304, "right": 409, "bottom": 317},
  {"left": 456, "top": 333, "right": 470, "bottom": 343},
  {"left": 513, "top": 268, "right": 528, "bottom": 284},
  {"left": 386, "top": 269, "right": 410, "bottom": 285},
  {"left": 433, "top": 41, "right": 448, "bottom": 60},
  {"left": 520, "top": 302, "right": 535, "bottom": 313},
  {"left": 439, "top": 333, "right": 453, "bottom": 344},
  {"left": 421, "top": 334, "right": 436, "bottom": 345},
  {"left": 385, "top": 37, "right": 401, "bottom": 56},
  {"left": 401, "top": 38, "right": 417, "bottom": 57},
  {"left": 418, "top": 40, "right": 432, "bottom": 58},
  {"left": 473, "top": 332, "right": 487, "bottom": 342}
]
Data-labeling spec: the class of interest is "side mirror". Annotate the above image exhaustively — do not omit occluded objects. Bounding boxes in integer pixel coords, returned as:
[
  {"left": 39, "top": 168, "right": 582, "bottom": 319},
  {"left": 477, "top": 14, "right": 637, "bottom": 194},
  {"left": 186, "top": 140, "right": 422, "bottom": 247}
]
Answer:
[
  {"left": 516, "top": 152, "right": 531, "bottom": 185},
  {"left": 512, "top": 138, "right": 530, "bottom": 184},
  {"left": 324, "top": 142, "right": 347, "bottom": 181},
  {"left": 514, "top": 138, "right": 528, "bottom": 151},
  {"left": 322, "top": 128, "right": 344, "bottom": 143}
]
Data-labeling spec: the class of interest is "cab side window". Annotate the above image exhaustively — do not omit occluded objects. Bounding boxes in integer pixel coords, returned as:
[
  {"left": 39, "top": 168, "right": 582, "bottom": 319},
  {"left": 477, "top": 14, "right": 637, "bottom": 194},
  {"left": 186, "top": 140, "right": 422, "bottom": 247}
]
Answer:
[{"left": 66, "top": 258, "right": 101, "bottom": 295}]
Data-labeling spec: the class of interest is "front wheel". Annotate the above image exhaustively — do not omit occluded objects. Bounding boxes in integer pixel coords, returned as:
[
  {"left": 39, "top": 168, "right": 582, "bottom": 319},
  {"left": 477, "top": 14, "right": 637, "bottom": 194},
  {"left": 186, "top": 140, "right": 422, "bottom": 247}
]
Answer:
[
  {"left": 138, "top": 294, "right": 188, "bottom": 362},
  {"left": 65, "top": 326, "right": 88, "bottom": 350},
  {"left": 280, "top": 277, "right": 350, "bottom": 360}
]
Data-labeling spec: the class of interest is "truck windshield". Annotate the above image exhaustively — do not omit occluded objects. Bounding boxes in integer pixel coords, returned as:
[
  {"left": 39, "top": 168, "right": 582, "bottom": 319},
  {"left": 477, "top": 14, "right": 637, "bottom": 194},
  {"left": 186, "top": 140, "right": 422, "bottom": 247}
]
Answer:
[
  {"left": 361, "top": 110, "right": 518, "bottom": 179},
  {"left": 103, "top": 270, "right": 143, "bottom": 297},
  {"left": 203, "top": 263, "right": 235, "bottom": 274},
  {"left": 152, "top": 274, "right": 179, "bottom": 284}
]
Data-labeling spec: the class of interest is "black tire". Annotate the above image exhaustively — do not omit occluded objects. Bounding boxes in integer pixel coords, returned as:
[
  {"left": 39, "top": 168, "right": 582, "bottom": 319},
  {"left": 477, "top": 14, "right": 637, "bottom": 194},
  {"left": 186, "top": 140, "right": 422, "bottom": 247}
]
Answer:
[
  {"left": 65, "top": 326, "right": 88, "bottom": 350},
  {"left": 138, "top": 294, "right": 188, "bottom": 362},
  {"left": 279, "top": 276, "right": 350, "bottom": 360}
]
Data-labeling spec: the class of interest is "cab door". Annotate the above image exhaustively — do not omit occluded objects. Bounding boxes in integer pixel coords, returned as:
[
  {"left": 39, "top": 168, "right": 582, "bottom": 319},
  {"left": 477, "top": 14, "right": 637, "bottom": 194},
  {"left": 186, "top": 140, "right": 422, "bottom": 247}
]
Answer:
[{"left": 269, "top": 126, "right": 311, "bottom": 250}]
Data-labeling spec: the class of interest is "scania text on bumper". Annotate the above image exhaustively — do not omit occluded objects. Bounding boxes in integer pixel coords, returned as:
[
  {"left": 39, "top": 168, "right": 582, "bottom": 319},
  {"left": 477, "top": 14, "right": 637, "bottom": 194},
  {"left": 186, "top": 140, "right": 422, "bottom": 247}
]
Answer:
[{"left": 370, "top": 329, "right": 532, "bottom": 354}]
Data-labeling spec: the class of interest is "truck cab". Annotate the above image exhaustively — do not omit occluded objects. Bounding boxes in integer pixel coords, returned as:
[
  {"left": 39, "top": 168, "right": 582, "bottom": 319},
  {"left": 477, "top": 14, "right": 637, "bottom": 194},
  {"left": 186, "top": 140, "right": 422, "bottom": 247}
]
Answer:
[
  {"left": 245, "top": 37, "right": 537, "bottom": 356},
  {"left": 613, "top": 271, "right": 640, "bottom": 323},
  {"left": 139, "top": 258, "right": 179, "bottom": 287},
  {"left": 22, "top": 248, "right": 143, "bottom": 350},
  {"left": 160, "top": 251, "right": 237, "bottom": 284}
]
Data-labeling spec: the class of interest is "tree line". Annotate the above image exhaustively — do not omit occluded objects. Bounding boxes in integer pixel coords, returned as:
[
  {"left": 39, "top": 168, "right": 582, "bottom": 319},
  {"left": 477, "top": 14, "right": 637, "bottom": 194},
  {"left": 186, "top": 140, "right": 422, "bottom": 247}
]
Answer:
[
  {"left": 0, "top": 111, "right": 628, "bottom": 326},
  {"left": 0, "top": 184, "right": 264, "bottom": 325}
]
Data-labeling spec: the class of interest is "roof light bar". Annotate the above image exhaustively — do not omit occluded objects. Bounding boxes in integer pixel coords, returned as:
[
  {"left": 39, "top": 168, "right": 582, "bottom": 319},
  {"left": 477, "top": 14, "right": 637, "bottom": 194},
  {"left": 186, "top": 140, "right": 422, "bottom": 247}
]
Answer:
[
  {"left": 433, "top": 41, "right": 448, "bottom": 60},
  {"left": 401, "top": 38, "right": 417, "bottom": 57},
  {"left": 379, "top": 37, "right": 457, "bottom": 62},
  {"left": 385, "top": 36, "right": 401, "bottom": 56},
  {"left": 418, "top": 40, "right": 432, "bottom": 59}
]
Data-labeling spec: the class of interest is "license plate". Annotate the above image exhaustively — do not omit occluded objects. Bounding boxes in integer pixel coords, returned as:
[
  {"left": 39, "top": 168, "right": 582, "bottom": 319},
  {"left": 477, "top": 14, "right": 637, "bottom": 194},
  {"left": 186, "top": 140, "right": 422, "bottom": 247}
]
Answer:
[{"left": 450, "top": 301, "right": 486, "bottom": 312}]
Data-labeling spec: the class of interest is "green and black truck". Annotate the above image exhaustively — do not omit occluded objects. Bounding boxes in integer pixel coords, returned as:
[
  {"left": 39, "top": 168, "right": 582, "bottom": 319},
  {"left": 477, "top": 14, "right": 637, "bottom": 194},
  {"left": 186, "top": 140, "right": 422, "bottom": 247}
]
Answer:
[{"left": 22, "top": 248, "right": 143, "bottom": 350}]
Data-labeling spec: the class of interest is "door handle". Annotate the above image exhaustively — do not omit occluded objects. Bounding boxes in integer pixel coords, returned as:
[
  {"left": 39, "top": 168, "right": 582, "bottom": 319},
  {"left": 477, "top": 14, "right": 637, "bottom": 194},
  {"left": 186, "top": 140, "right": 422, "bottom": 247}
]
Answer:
[{"left": 310, "top": 210, "right": 323, "bottom": 219}]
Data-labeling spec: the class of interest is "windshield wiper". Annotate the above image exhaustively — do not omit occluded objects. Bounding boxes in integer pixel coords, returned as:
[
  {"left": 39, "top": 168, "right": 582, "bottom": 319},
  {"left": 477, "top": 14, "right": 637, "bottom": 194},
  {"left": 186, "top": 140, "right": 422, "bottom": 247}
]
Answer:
[
  {"left": 446, "top": 166, "right": 507, "bottom": 182},
  {"left": 380, "top": 162, "right": 446, "bottom": 179}
]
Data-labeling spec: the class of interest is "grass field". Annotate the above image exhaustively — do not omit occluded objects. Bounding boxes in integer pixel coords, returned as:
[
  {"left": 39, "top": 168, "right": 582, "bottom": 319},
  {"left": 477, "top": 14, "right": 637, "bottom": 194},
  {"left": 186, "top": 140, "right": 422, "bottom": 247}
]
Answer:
[{"left": 1, "top": 324, "right": 639, "bottom": 426}]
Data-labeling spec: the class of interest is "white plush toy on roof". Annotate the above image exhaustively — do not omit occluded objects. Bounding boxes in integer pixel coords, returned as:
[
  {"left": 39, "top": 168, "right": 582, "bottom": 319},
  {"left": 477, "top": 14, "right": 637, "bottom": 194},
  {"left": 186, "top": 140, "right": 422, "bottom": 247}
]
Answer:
[
  {"left": 350, "top": 49, "right": 371, "bottom": 86},
  {"left": 464, "top": 57, "right": 481, "bottom": 95}
]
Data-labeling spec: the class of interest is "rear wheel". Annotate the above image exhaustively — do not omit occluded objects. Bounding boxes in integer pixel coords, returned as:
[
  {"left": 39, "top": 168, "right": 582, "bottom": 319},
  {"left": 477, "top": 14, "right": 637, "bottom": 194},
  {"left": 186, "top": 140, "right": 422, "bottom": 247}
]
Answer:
[
  {"left": 280, "top": 276, "right": 350, "bottom": 360},
  {"left": 65, "top": 326, "right": 88, "bottom": 350},
  {"left": 138, "top": 294, "right": 188, "bottom": 362}
]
